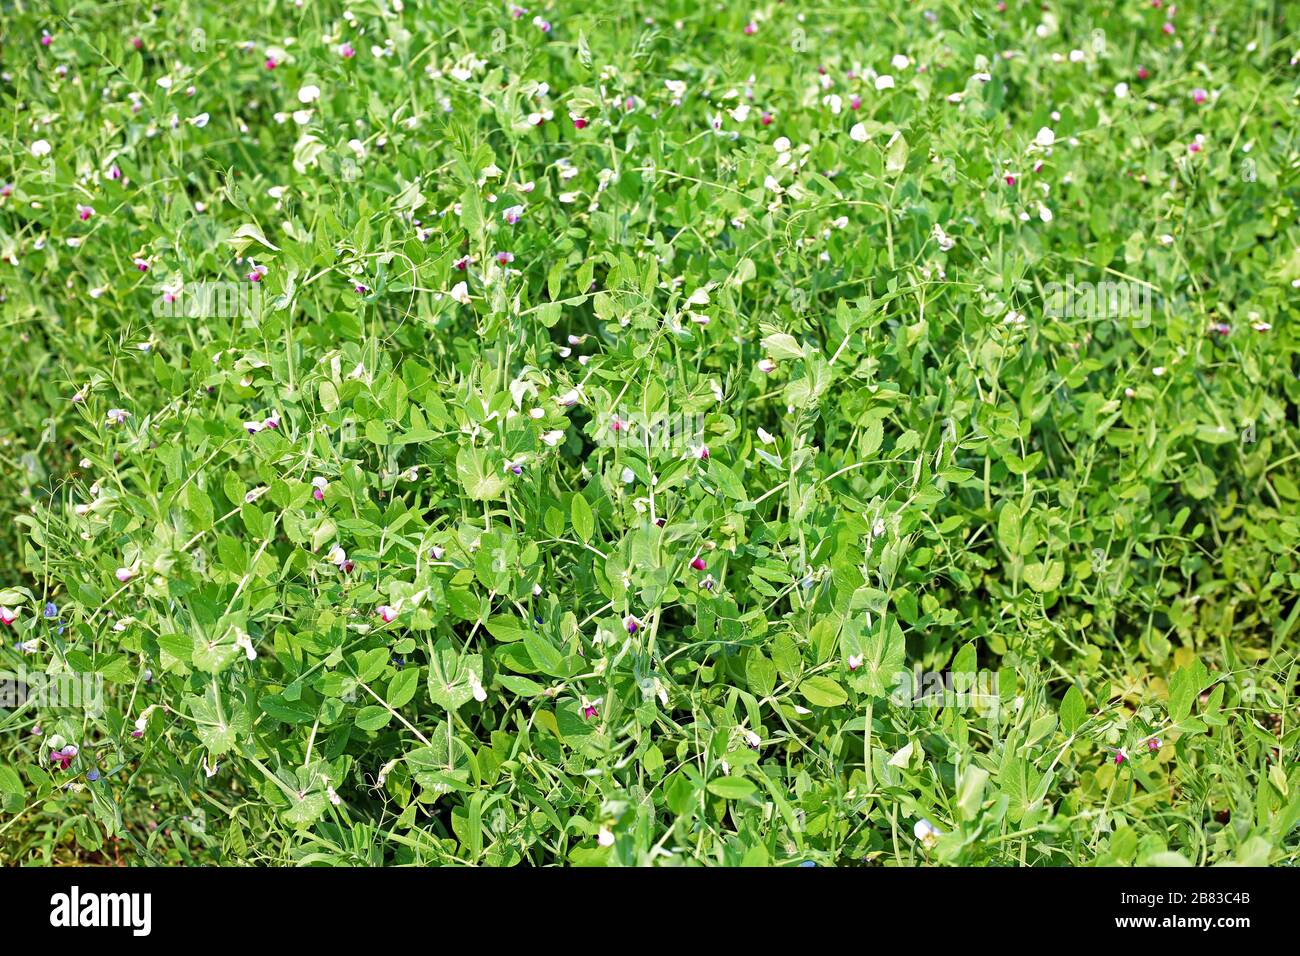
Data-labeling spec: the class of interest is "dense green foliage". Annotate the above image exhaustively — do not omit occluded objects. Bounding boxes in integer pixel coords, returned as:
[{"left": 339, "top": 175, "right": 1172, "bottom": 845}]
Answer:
[{"left": 1, "top": 0, "right": 1298, "bottom": 866}]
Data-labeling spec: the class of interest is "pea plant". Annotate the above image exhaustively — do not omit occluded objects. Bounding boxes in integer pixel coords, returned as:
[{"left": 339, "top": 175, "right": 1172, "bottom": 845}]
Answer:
[{"left": 0, "top": 0, "right": 1297, "bottom": 866}]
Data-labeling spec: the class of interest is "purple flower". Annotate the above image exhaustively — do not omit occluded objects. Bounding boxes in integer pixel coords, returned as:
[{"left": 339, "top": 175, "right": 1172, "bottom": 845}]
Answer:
[{"left": 43, "top": 602, "right": 58, "bottom": 618}]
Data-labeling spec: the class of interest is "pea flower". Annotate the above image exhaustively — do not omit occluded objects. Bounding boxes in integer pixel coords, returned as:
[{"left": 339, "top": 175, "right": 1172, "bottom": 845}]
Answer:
[
  {"left": 0, "top": 606, "right": 18, "bottom": 625},
  {"left": 1147, "top": 737, "right": 1161, "bottom": 752},
  {"left": 1191, "top": 88, "right": 1208, "bottom": 105},
  {"left": 247, "top": 261, "right": 268, "bottom": 282},
  {"left": 623, "top": 614, "right": 641, "bottom": 635},
  {"left": 298, "top": 85, "right": 321, "bottom": 104},
  {"left": 914, "top": 818, "right": 941, "bottom": 848},
  {"left": 503, "top": 205, "right": 525, "bottom": 224},
  {"left": 312, "top": 476, "right": 328, "bottom": 501},
  {"left": 115, "top": 565, "right": 136, "bottom": 583},
  {"left": 597, "top": 826, "right": 614, "bottom": 846},
  {"left": 50, "top": 745, "right": 78, "bottom": 770},
  {"left": 106, "top": 408, "right": 130, "bottom": 426},
  {"left": 77, "top": 204, "right": 94, "bottom": 221},
  {"left": 1114, "top": 748, "right": 1128, "bottom": 766},
  {"left": 690, "top": 556, "right": 707, "bottom": 571},
  {"left": 377, "top": 605, "right": 398, "bottom": 624}
]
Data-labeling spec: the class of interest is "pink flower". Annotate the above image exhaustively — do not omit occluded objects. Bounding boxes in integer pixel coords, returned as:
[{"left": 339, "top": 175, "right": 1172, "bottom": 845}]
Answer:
[
  {"left": 1147, "top": 737, "right": 1162, "bottom": 752},
  {"left": 262, "top": 413, "right": 280, "bottom": 430},
  {"left": 131, "top": 36, "right": 143, "bottom": 51},
  {"left": 848, "top": 654, "right": 864, "bottom": 671},
  {"left": 850, "top": 95, "right": 862, "bottom": 110},
  {"left": 743, "top": 22, "right": 757, "bottom": 35},
  {"left": 311, "top": 476, "right": 328, "bottom": 501},
  {"left": 496, "top": 251, "right": 514, "bottom": 265},
  {"left": 760, "top": 111, "right": 773, "bottom": 126},
  {"left": 533, "top": 16, "right": 551, "bottom": 33},
  {"left": 503, "top": 205, "right": 525, "bottom": 225},
  {"left": 694, "top": 444, "right": 709, "bottom": 460},
  {"left": 246, "top": 261, "right": 268, "bottom": 282},
  {"left": 1005, "top": 174, "right": 1016, "bottom": 186},
  {"left": 50, "top": 745, "right": 77, "bottom": 770},
  {"left": 571, "top": 113, "right": 588, "bottom": 130},
  {"left": 454, "top": 255, "right": 472, "bottom": 271},
  {"left": 265, "top": 57, "right": 278, "bottom": 70},
  {"left": 77, "top": 204, "right": 94, "bottom": 221},
  {"left": 1137, "top": 66, "right": 1149, "bottom": 81},
  {"left": 377, "top": 605, "right": 398, "bottom": 624},
  {"left": 1162, "top": 22, "right": 1175, "bottom": 35},
  {"left": 690, "top": 556, "right": 707, "bottom": 571},
  {"left": 40, "top": 31, "right": 53, "bottom": 47},
  {"left": 0, "top": 606, "right": 18, "bottom": 626},
  {"left": 339, "top": 43, "right": 356, "bottom": 59},
  {"left": 1191, "top": 88, "right": 1208, "bottom": 105},
  {"left": 1114, "top": 748, "right": 1128, "bottom": 766},
  {"left": 133, "top": 257, "right": 150, "bottom": 272},
  {"left": 582, "top": 703, "right": 598, "bottom": 720}
]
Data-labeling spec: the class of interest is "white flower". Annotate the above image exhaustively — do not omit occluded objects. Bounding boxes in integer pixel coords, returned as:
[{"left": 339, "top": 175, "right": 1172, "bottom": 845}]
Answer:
[
  {"left": 914, "top": 818, "right": 942, "bottom": 847},
  {"left": 234, "top": 628, "right": 256, "bottom": 661},
  {"left": 891, "top": 54, "right": 910, "bottom": 70},
  {"left": 875, "top": 74, "right": 895, "bottom": 90},
  {"left": 30, "top": 139, "right": 52, "bottom": 157},
  {"left": 773, "top": 136, "right": 792, "bottom": 153},
  {"left": 1114, "top": 82, "right": 1129, "bottom": 98},
  {"left": 450, "top": 281, "right": 471, "bottom": 305},
  {"left": 1038, "top": 203, "right": 1053, "bottom": 223},
  {"left": 597, "top": 827, "right": 615, "bottom": 847},
  {"left": 850, "top": 123, "right": 869, "bottom": 143},
  {"left": 621, "top": 467, "right": 636, "bottom": 484},
  {"left": 1152, "top": 366, "right": 1166, "bottom": 377},
  {"left": 1034, "top": 126, "right": 1055, "bottom": 147},
  {"left": 540, "top": 429, "right": 565, "bottom": 446},
  {"left": 298, "top": 84, "right": 321, "bottom": 104}
]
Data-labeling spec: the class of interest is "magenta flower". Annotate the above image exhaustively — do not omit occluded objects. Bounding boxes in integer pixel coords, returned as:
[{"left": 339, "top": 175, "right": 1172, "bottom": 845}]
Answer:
[
  {"left": 1191, "top": 88, "right": 1208, "bottom": 105},
  {"left": 131, "top": 36, "right": 143, "bottom": 50},
  {"left": 1162, "top": 22, "right": 1175, "bottom": 35},
  {"left": 850, "top": 95, "right": 862, "bottom": 111},
  {"left": 1114, "top": 748, "right": 1128, "bottom": 766},
  {"left": 1137, "top": 66, "right": 1149, "bottom": 81},
  {"left": 49, "top": 745, "right": 77, "bottom": 770},
  {"left": 133, "top": 257, "right": 150, "bottom": 272},
  {"left": 743, "top": 22, "right": 757, "bottom": 35},
  {"left": 265, "top": 57, "right": 278, "bottom": 70},
  {"left": 339, "top": 43, "right": 356, "bottom": 59},
  {"left": 77, "top": 204, "right": 94, "bottom": 221},
  {"left": 495, "top": 251, "right": 514, "bottom": 265},
  {"left": 40, "top": 30, "right": 53, "bottom": 47},
  {"left": 582, "top": 703, "right": 598, "bottom": 720},
  {"left": 1005, "top": 174, "right": 1016, "bottom": 186},
  {"left": 571, "top": 114, "right": 588, "bottom": 130},
  {"left": 690, "top": 556, "right": 706, "bottom": 571},
  {"left": 377, "top": 605, "right": 398, "bottom": 624},
  {"left": 760, "top": 112, "right": 773, "bottom": 126},
  {"left": 1147, "top": 737, "right": 1162, "bottom": 752}
]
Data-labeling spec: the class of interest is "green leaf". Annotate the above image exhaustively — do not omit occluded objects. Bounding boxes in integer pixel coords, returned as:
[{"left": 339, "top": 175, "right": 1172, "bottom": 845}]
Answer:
[
  {"left": 571, "top": 492, "right": 594, "bottom": 543},
  {"left": 800, "top": 675, "right": 848, "bottom": 707}
]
